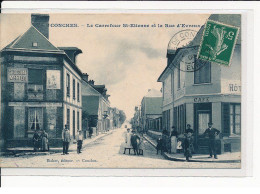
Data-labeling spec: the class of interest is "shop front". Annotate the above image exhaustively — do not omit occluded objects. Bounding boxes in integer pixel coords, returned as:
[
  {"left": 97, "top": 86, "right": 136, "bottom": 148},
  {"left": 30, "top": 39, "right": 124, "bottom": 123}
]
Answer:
[{"left": 174, "top": 95, "right": 241, "bottom": 154}]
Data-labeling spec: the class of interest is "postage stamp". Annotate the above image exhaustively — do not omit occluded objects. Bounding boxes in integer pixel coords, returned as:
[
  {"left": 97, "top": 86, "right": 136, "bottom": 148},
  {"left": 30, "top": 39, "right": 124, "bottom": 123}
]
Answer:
[{"left": 197, "top": 20, "right": 240, "bottom": 66}]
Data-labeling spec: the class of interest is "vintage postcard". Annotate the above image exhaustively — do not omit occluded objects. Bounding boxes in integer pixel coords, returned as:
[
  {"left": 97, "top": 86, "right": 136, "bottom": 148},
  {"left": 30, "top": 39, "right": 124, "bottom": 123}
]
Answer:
[{"left": 0, "top": 13, "right": 242, "bottom": 169}]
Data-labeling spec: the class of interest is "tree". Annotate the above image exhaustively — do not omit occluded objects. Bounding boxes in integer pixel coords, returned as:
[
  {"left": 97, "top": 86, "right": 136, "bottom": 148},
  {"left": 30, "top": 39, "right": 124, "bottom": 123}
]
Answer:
[{"left": 118, "top": 110, "right": 126, "bottom": 126}]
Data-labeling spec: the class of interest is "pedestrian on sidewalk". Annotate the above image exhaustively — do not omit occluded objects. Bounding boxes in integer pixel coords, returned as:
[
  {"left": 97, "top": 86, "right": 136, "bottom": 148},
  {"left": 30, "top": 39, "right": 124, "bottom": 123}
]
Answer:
[
  {"left": 130, "top": 129, "right": 140, "bottom": 155},
  {"left": 123, "top": 128, "right": 132, "bottom": 154},
  {"left": 170, "top": 126, "right": 178, "bottom": 154},
  {"left": 76, "top": 130, "right": 83, "bottom": 154},
  {"left": 62, "top": 124, "right": 71, "bottom": 155},
  {"left": 203, "top": 122, "right": 220, "bottom": 159},
  {"left": 32, "top": 130, "right": 40, "bottom": 151},
  {"left": 40, "top": 130, "right": 49, "bottom": 152},
  {"left": 184, "top": 124, "right": 194, "bottom": 161}
]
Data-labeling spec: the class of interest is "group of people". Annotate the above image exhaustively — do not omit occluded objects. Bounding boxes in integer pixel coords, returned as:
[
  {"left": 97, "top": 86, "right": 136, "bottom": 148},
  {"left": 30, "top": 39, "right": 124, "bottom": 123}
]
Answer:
[
  {"left": 33, "top": 124, "right": 84, "bottom": 155},
  {"left": 62, "top": 124, "right": 84, "bottom": 155},
  {"left": 157, "top": 122, "right": 220, "bottom": 161},
  {"left": 32, "top": 130, "right": 49, "bottom": 152},
  {"left": 123, "top": 128, "right": 143, "bottom": 155}
]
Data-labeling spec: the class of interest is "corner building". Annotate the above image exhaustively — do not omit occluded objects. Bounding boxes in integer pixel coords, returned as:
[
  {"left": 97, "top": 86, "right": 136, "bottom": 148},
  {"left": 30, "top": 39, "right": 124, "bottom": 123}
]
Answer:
[
  {"left": 158, "top": 14, "right": 241, "bottom": 153},
  {"left": 1, "top": 14, "right": 83, "bottom": 148}
]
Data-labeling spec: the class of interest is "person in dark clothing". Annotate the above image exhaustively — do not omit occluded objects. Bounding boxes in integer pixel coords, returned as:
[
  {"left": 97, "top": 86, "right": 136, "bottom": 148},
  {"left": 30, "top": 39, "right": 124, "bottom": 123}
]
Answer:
[
  {"left": 184, "top": 124, "right": 194, "bottom": 161},
  {"left": 62, "top": 124, "right": 71, "bottom": 155},
  {"left": 33, "top": 130, "right": 40, "bottom": 151},
  {"left": 40, "top": 130, "right": 49, "bottom": 152},
  {"left": 156, "top": 137, "right": 163, "bottom": 155},
  {"left": 203, "top": 122, "right": 220, "bottom": 159},
  {"left": 171, "top": 126, "right": 178, "bottom": 137},
  {"left": 130, "top": 130, "right": 140, "bottom": 155},
  {"left": 185, "top": 124, "right": 194, "bottom": 134}
]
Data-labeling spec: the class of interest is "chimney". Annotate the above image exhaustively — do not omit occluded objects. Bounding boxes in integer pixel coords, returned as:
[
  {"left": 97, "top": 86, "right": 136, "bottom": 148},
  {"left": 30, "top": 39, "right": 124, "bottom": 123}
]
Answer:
[
  {"left": 82, "top": 73, "right": 89, "bottom": 82},
  {"left": 89, "top": 80, "right": 95, "bottom": 86},
  {"left": 31, "top": 14, "right": 50, "bottom": 39}
]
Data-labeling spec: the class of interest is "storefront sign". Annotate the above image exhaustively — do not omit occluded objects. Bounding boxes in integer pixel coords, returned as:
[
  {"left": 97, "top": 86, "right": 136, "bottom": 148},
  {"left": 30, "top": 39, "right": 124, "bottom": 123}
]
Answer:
[
  {"left": 7, "top": 68, "right": 28, "bottom": 83},
  {"left": 46, "top": 70, "right": 61, "bottom": 89},
  {"left": 194, "top": 97, "right": 210, "bottom": 103}
]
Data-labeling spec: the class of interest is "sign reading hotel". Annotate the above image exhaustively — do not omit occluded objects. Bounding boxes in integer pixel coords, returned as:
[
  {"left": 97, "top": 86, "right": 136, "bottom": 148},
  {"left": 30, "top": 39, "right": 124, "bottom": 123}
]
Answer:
[
  {"left": 46, "top": 70, "right": 61, "bottom": 89},
  {"left": 7, "top": 68, "right": 28, "bottom": 83}
]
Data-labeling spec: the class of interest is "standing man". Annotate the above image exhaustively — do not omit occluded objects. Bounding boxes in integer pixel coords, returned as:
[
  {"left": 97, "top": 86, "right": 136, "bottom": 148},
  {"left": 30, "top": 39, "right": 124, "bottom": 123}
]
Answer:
[
  {"left": 62, "top": 124, "right": 71, "bottom": 155},
  {"left": 76, "top": 130, "right": 83, "bottom": 154},
  {"left": 203, "top": 122, "right": 220, "bottom": 159}
]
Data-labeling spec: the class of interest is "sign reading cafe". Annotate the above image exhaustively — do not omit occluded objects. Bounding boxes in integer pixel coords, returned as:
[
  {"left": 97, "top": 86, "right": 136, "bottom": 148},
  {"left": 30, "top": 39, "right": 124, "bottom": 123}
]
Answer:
[{"left": 7, "top": 68, "right": 28, "bottom": 83}]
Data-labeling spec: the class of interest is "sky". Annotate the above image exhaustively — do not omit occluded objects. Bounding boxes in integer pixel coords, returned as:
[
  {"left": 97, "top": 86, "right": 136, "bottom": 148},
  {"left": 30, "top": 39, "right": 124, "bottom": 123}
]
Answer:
[{"left": 1, "top": 13, "right": 210, "bottom": 119}]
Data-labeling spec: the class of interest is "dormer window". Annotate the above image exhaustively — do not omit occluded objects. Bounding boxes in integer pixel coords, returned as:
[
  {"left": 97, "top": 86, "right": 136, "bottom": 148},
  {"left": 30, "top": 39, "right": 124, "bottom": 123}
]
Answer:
[{"left": 32, "top": 42, "right": 38, "bottom": 47}]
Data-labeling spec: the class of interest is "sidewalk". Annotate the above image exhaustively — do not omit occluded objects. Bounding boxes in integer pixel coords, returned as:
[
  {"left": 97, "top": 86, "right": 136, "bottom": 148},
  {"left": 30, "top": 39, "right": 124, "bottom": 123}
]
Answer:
[
  {"left": 3, "top": 130, "right": 115, "bottom": 157},
  {"left": 143, "top": 134, "right": 241, "bottom": 163}
]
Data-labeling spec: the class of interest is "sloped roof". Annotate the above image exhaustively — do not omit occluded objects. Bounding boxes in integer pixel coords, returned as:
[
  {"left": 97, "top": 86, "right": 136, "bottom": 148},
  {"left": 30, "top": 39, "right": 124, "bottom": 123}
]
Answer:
[
  {"left": 82, "top": 96, "right": 100, "bottom": 115},
  {"left": 5, "top": 26, "right": 60, "bottom": 51},
  {"left": 144, "top": 97, "right": 162, "bottom": 115}
]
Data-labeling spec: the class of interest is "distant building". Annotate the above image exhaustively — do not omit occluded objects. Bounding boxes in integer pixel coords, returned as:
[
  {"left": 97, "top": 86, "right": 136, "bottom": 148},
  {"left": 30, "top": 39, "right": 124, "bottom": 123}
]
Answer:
[
  {"left": 0, "top": 14, "right": 83, "bottom": 148},
  {"left": 140, "top": 89, "right": 163, "bottom": 132},
  {"left": 81, "top": 75, "right": 111, "bottom": 137},
  {"left": 158, "top": 14, "right": 241, "bottom": 153}
]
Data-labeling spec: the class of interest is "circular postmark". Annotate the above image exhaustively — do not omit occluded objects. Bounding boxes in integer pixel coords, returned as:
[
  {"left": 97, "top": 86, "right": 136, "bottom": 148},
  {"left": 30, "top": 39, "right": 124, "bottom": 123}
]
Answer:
[{"left": 167, "top": 29, "right": 210, "bottom": 72}]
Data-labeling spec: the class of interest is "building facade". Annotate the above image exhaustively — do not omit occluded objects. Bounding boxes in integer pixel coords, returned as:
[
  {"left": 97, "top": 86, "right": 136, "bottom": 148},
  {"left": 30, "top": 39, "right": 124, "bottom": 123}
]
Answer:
[
  {"left": 158, "top": 14, "right": 241, "bottom": 153},
  {"left": 0, "top": 14, "right": 83, "bottom": 148},
  {"left": 81, "top": 76, "right": 111, "bottom": 137},
  {"left": 140, "top": 89, "right": 163, "bottom": 132}
]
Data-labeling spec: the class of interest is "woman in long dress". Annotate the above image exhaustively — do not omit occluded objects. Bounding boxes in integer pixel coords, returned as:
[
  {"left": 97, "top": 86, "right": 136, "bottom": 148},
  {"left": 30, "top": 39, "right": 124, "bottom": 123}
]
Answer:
[
  {"left": 41, "top": 130, "right": 49, "bottom": 152},
  {"left": 170, "top": 126, "right": 178, "bottom": 154},
  {"left": 123, "top": 128, "right": 132, "bottom": 154}
]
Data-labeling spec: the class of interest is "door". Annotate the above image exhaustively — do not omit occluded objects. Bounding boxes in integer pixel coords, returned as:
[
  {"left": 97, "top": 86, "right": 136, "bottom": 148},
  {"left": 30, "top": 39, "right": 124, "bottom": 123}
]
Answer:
[{"left": 198, "top": 111, "right": 210, "bottom": 135}]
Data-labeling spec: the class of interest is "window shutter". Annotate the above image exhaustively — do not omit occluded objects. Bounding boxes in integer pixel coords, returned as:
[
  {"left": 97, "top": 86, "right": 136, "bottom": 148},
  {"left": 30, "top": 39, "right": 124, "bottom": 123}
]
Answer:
[{"left": 222, "top": 103, "right": 230, "bottom": 135}]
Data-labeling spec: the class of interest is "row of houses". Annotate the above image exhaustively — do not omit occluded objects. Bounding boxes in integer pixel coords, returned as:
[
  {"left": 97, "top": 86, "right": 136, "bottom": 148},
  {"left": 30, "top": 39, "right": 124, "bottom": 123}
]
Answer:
[
  {"left": 0, "top": 14, "right": 122, "bottom": 149},
  {"left": 132, "top": 14, "right": 241, "bottom": 153}
]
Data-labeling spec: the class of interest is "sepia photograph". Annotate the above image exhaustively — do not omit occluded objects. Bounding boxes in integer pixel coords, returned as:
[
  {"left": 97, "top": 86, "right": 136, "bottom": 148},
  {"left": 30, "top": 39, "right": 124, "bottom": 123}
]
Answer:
[{"left": 0, "top": 12, "right": 242, "bottom": 169}]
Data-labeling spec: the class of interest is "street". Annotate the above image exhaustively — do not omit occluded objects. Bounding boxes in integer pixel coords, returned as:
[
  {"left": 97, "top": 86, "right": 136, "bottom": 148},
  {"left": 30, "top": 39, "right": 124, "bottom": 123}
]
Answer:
[{"left": 0, "top": 126, "right": 240, "bottom": 168}]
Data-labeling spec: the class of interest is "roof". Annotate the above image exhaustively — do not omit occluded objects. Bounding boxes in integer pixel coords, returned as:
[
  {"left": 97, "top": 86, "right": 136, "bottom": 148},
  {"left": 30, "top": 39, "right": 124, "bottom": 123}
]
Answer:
[
  {"left": 1, "top": 25, "right": 83, "bottom": 76},
  {"left": 143, "top": 97, "right": 163, "bottom": 115},
  {"left": 82, "top": 96, "right": 100, "bottom": 115},
  {"left": 4, "top": 26, "right": 60, "bottom": 51}
]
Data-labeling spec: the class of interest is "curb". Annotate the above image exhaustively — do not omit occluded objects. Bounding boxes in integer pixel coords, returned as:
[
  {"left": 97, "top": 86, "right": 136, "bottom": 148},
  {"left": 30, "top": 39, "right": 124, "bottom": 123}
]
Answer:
[
  {"left": 4, "top": 130, "right": 116, "bottom": 157},
  {"left": 143, "top": 135, "right": 241, "bottom": 163}
]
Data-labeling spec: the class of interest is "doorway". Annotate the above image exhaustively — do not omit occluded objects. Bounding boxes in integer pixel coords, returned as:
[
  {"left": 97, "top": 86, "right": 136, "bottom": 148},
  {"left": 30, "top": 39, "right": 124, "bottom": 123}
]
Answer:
[{"left": 194, "top": 103, "right": 212, "bottom": 150}]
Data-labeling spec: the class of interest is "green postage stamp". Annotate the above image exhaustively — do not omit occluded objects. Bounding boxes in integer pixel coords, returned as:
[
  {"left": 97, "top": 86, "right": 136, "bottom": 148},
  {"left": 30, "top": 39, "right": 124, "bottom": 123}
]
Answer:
[{"left": 198, "top": 20, "right": 240, "bottom": 66}]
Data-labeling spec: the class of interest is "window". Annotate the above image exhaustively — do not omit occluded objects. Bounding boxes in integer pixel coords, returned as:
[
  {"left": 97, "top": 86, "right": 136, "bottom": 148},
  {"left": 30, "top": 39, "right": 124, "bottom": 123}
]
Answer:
[
  {"left": 171, "top": 72, "right": 174, "bottom": 94},
  {"left": 32, "top": 42, "right": 38, "bottom": 47},
  {"left": 222, "top": 103, "right": 241, "bottom": 135},
  {"left": 77, "top": 111, "right": 80, "bottom": 131},
  {"left": 66, "top": 73, "right": 70, "bottom": 97},
  {"left": 73, "top": 79, "right": 76, "bottom": 99},
  {"left": 77, "top": 82, "right": 80, "bottom": 102},
  {"left": 194, "top": 58, "right": 211, "bottom": 84},
  {"left": 230, "top": 104, "right": 241, "bottom": 135},
  {"left": 28, "top": 69, "right": 44, "bottom": 100},
  {"left": 28, "top": 69, "right": 43, "bottom": 84},
  {"left": 177, "top": 63, "right": 180, "bottom": 89},
  {"left": 28, "top": 108, "right": 43, "bottom": 131},
  {"left": 66, "top": 108, "right": 70, "bottom": 129},
  {"left": 73, "top": 110, "right": 76, "bottom": 139}
]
